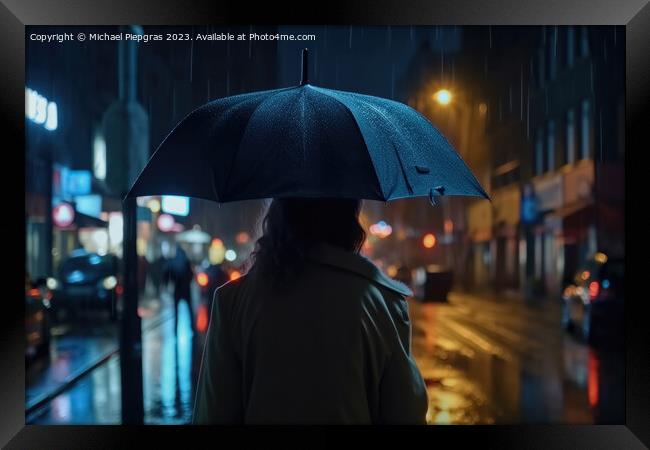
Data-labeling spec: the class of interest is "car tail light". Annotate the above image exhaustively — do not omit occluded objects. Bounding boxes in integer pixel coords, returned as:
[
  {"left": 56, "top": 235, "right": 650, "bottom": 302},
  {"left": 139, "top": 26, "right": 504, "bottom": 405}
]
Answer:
[
  {"left": 589, "top": 281, "right": 600, "bottom": 301},
  {"left": 196, "top": 303, "right": 209, "bottom": 333},
  {"left": 116, "top": 284, "right": 124, "bottom": 295},
  {"left": 197, "top": 272, "right": 209, "bottom": 287}
]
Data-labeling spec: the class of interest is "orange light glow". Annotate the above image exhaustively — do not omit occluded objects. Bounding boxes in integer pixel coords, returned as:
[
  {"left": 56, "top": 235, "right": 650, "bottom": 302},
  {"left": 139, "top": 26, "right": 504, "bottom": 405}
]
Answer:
[
  {"left": 229, "top": 270, "right": 242, "bottom": 281},
  {"left": 235, "top": 232, "right": 250, "bottom": 244},
  {"left": 197, "top": 272, "right": 209, "bottom": 287},
  {"left": 28, "top": 288, "right": 40, "bottom": 298},
  {"left": 444, "top": 219, "right": 454, "bottom": 234},
  {"left": 211, "top": 238, "right": 223, "bottom": 247},
  {"left": 581, "top": 271, "right": 591, "bottom": 281},
  {"left": 423, "top": 233, "right": 437, "bottom": 249},
  {"left": 196, "top": 303, "right": 209, "bottom": 333},
  {"left": 433, "top": 89, "right": 452, "bottom": 105}
]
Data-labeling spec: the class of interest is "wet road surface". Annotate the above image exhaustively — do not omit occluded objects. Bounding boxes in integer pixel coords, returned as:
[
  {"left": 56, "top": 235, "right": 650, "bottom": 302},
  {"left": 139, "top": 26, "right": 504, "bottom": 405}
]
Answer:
[
  {"left": 27, "top": 290, "right": 624, "bottom": 424},
  {"left": 410, "top": 291, "right": 624, "bottom": 424}
]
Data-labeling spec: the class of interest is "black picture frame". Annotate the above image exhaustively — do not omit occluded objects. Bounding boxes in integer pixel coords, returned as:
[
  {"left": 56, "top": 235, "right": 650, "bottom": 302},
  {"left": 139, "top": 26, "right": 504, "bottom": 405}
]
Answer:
[{"left": 1, "top": 0, "right": 648, "bottom": 448}]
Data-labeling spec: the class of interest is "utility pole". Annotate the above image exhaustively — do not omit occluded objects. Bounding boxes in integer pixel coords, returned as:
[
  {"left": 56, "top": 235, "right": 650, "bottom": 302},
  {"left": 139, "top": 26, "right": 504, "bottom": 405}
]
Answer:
[{"left": 103, "top": 25, "right": 149, "bottom": 424}]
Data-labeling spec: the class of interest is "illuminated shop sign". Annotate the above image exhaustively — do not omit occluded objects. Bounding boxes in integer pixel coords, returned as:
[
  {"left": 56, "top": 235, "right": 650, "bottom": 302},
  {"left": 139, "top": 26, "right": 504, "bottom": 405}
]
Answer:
[
  {"left": 25, "top": 87, "right": 58, "bottom": 131},
  {"left": 161, "top": 195, "right": 190, "bottom": 217}
]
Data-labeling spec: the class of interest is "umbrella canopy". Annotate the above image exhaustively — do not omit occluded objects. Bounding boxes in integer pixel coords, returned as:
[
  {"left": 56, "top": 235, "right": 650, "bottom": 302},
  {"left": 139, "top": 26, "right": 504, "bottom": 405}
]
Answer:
[
  {"left": 175, "top": 225, "right": 211, "bottom": 244},
  {"left": 127, "top": 49, "right": 488, "bottom": 205}
]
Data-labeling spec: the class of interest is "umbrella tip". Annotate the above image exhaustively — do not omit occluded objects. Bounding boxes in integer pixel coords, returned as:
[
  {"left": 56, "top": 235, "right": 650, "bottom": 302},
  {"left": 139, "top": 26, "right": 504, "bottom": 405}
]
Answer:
[{"left": 300, "top": 48, "right": 309, "bottom": 85}]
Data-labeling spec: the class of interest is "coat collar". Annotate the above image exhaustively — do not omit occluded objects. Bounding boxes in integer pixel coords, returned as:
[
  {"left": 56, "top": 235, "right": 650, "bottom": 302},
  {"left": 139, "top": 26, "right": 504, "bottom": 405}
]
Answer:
[{"left": 307, "top": 243, "right": 413, "bottom": 297}]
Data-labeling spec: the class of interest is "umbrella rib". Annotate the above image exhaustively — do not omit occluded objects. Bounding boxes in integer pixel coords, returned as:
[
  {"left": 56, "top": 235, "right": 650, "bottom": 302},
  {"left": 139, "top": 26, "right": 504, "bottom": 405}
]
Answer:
[
  {"left": 352, "top": 98, "right": 415, "bottom": 195},
  {"left": 221, "top": 92, "right": 292, "bottom": 199},
  {"left": 309, "top": 87, "right": 388, "bottom": 201}
]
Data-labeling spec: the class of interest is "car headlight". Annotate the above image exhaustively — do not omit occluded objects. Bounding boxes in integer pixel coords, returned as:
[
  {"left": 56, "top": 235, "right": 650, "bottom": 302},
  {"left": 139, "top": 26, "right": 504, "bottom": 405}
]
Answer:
[
  {"left": 102, "top": 276, "right": 118, "bottom": 290},
  {"left": 46, "top": 277, "right": 59, "bottom": 290}
]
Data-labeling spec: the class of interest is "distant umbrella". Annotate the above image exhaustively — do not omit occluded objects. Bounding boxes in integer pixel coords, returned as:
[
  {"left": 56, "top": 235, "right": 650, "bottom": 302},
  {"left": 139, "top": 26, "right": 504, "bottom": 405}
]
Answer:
[{"left": 127, "top": 49, "right": 489, "bottom": 206}]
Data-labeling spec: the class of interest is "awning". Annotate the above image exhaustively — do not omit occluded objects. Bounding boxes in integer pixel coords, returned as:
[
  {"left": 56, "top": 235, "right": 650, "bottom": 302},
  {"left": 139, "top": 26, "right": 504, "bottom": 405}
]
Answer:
[
  {"left": 547, "top": 198, "right": 594, "bottom": 219},
  {"left": 75, "top": 211, "right": 108, "bottom": 228},
  {"left": 553, "top": 199, "right": 595, "bottom": 242}
]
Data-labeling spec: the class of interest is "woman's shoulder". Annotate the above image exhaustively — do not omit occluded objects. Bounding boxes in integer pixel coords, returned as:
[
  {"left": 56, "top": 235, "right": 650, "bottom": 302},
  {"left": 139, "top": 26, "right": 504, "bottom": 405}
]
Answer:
[
  {"left": 215, "top": 272, "right": 247, "bottom": 297},
  {"left": 307, "top": 243, "right": 413, "bottom": 299}
]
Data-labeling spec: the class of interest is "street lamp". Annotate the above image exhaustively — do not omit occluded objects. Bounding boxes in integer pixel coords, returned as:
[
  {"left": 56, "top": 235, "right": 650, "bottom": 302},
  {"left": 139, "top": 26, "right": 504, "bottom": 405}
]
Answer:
[
  {"left": 433, "top": 89, "right": 453, "bottom": 106},
  {"left": 423, "top": 233, "right": 437, "bottom": 249}
]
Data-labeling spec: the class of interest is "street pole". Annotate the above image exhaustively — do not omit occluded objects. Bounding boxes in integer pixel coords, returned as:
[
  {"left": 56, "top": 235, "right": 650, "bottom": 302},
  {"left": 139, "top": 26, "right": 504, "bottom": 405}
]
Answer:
[
  {"left": 120, "top": 195, "right": 144, "bottom": 424},
  {"left": 44, "top": 151, "right": 53, "bottom": 277},
  {"left": 102, "top": 25, "right": 149, "bottom": 424}
]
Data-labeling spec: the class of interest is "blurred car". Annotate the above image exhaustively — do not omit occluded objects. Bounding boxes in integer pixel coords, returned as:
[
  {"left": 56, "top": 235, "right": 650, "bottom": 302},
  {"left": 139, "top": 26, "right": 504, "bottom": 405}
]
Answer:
[
  {"left": 561, "top": 252, "right": 624, "bottom": 343},
  {"left": 421, "top": 265, "right": 453, "bottom": 302},
  {"left": 25, "top": 274, "right": 52, "bottom": 362},
  {"left": 50, "top": 250, "right": 122, "bottom": 321}
]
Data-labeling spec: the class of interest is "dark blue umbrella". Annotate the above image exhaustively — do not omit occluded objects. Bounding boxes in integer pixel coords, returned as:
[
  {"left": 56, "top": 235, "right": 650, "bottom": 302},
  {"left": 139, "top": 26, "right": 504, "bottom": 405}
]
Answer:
[{"left": 127, "top": 49, "right": 489, "bottom": 205}]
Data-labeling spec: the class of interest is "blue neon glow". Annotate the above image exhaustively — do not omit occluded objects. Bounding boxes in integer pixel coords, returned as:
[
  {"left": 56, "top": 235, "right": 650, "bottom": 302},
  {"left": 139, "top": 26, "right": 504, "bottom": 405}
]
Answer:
[
  {"left": 67, "top": 270, "right": 84, "bottom": 283},
  {"left": 26, "top": 88, "right": 58, "bottom": 131},
  {"left": 161, "top": 196, "right": 190, "bottom": 216}
]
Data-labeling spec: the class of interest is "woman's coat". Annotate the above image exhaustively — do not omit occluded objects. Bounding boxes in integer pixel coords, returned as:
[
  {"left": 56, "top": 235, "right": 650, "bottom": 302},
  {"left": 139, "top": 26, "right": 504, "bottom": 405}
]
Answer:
[{"left": 193, "top": 243, "right": 429, "bottom": 424}]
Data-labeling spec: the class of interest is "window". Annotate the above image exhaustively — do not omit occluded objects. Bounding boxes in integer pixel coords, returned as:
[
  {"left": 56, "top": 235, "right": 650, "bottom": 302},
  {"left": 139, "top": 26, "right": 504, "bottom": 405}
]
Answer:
[
  {"left": 547, "top": 120, "right": 556, "bottom": 171},
  {"left": 580, "top": 99, "right": 591, "bottom": 159},
  {"left": 548, "top": 27, "right": 557, "bottom": 80},
  {"left": 537, "top": 47, "right": 546, "bottom": 87},
  {"left": 566, "top": 109, "right": 576, "bottom": 164},
  {"left": 566, "top": 27, "right": 575, "bottom": 67},
  {"left": 580, "top": 26, "right": 589, "bottom": 58},
  {"left": 535, "top": 126, "right": 545, "bottom": 175}
]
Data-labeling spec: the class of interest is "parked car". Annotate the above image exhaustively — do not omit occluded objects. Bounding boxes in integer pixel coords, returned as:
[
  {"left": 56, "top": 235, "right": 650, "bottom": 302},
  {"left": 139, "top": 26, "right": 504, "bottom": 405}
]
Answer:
[
  {"left": 25, "top": 274, "right": 52, "bottom": 362},
  {"left": 421, "top": 265, "right": 453, "bottom": 302},
  {"left": 50, "top": 250, "right": 122, "bottom": 321},
  {"left": 561, "top": 252, "right": 624, "bottom": 343}
]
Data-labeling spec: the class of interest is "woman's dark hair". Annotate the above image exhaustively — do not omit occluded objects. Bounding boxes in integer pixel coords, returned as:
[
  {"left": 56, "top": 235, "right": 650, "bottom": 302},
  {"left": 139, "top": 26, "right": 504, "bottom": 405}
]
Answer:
[{"left": 248, "top": 198, "right": 365, "bottom": 285}]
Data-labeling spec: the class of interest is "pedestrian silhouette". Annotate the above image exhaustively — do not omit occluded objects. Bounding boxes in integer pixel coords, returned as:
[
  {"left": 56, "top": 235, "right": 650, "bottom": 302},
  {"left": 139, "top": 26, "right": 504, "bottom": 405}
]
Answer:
[{"left": 164, "top": 245, "right": 196, "bottom": 335}]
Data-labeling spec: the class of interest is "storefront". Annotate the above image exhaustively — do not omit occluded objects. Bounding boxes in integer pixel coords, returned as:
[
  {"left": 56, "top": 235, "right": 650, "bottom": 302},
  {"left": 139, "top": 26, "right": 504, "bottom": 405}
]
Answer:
[
  {"left": 555, "top": 159, "right": 596, "bottom": 282},
  {"left": 532, "top": 172, "right": 564, "bottom": 296},
  {"left": 26, "top": 192, "right": 49, "bottom": 279},
  {"left": 467, "top": 199, "right": 493, "bottom": 289},
  {"left": 491, "top": 185, "right": 521, "bottom": 290}
]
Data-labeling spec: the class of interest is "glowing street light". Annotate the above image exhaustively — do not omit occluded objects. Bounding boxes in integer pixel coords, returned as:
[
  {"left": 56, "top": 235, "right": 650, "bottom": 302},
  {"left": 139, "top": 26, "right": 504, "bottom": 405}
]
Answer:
[
  {"left": 433, "top": 89, "right": 452, "bottom": 106},
  {"left": 422, "top": 233, "right": 437, "bottom": 249},
  {"left": 147, "top": 198, "right": 161, "bottom": 213}
]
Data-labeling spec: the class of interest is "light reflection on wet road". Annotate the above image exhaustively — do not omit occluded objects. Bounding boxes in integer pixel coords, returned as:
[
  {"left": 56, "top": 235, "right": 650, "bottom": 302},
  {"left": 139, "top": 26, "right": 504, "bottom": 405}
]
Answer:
[
  {"left": 410, "top": 292, "right": 624, "bottom": 424},
  {"left": 29, "top": 291, "right": 624, "bottom": 424},
  {"left": 29, "top": 297, "right": 202, "bottom": 424}
]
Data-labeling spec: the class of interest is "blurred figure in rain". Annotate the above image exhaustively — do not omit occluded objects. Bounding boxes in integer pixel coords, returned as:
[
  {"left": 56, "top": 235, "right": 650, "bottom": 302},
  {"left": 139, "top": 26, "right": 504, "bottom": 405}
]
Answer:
[
  {"left": 164, "top": 244, "right": 196, "bottom": 334},
  {"left": 148, "top": 241, "right": 168, "bottom": 298},
  {"left": 137, "top": 253, "right": 149, "bottom": 298},
  {"left": 194, "top": 198, "right": 428, "bottom": 424}
]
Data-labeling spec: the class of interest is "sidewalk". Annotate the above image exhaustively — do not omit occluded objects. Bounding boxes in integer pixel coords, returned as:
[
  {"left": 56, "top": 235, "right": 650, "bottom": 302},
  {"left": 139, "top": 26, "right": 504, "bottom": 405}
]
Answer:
[
  {"left": 27, "top": 295, "right": 201, "bottom": 424},
  {"left": 26, "top": 294, "right": 171, "bottom": 417}
]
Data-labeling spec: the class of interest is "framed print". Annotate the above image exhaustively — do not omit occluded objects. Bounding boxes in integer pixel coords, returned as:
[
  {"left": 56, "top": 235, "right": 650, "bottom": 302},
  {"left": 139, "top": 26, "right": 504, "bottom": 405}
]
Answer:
[{"left": 1, "top": 0, "right": 648, "bottom": 448}]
